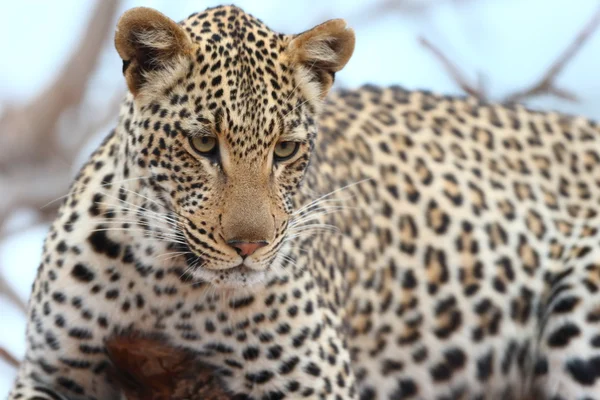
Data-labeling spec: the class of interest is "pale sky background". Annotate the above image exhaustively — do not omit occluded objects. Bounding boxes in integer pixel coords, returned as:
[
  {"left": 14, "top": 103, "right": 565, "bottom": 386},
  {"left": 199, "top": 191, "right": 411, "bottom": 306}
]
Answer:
[{"left": 0, "top": 0, "right": 599, "bottom": 395}]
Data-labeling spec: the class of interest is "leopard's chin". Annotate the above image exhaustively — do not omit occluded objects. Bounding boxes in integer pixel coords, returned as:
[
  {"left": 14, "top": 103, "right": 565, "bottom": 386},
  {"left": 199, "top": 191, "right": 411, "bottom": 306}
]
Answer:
[{"left": 192, "top": 265, "right": 267, "bottom": 289}]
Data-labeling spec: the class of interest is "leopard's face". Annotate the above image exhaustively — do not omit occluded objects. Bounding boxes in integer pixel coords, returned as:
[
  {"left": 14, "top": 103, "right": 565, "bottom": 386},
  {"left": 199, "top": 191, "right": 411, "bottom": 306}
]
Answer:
[
  {"left": 115, "top": 6, "right": 354, "bottom": 287},
  {"left": 131, "top": 58, "right": 316, "bottom": 287}
]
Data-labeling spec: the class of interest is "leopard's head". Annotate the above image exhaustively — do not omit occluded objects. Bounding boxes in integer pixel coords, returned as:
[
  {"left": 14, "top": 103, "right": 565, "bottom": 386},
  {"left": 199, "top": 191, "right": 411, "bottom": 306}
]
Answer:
[{"left": 114, "top": 6, "right": 354, "bottom": 287}]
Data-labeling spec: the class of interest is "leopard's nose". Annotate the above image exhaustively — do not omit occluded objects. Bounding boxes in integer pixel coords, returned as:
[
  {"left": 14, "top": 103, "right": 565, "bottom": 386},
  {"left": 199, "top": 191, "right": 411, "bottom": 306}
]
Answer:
[{"left": 227, "top": 240, "right": 268, "bottom": 257}]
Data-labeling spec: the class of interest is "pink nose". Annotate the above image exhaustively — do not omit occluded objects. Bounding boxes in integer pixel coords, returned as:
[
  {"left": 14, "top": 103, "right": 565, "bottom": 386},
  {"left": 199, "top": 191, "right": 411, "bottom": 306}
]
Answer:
[{"left": 227, "top": 241, "right": 268, "bottom": 257}]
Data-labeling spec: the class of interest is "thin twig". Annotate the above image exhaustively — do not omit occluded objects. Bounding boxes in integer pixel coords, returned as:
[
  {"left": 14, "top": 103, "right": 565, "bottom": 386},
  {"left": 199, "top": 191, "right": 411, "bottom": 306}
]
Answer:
[
  {"left": 0, "top": 347, "right": 20, "bottom": 368},
  {"left": 419, "top": 6, "right": 600, "bottom": 104},
  {"left": 0, "top": 273, "right": 27, "bottom": 314},
  {"left": 419, "top": 37, "right": 486, "bottom": 100},
  {"left": 346, "top": 0, "right": 474, "bottom": 24},
  {"left": 504, "top": 7, "right": 600, "bottom": 104}
]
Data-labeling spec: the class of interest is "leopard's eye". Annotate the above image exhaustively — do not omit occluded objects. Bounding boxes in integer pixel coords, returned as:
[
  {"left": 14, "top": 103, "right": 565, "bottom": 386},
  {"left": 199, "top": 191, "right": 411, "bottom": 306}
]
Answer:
[
  {"left": 273, "top": 141, "right": 299, "bottom": 161},
  {"left": 190, "top": 136, "right": 218, "bottom": 156}
]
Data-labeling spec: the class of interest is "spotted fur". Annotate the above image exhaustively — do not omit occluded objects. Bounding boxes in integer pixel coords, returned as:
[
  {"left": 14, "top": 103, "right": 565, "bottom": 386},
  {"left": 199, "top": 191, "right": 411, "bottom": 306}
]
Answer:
[{"left": 9, "top": 5, "right": 600, "bottom": 400}]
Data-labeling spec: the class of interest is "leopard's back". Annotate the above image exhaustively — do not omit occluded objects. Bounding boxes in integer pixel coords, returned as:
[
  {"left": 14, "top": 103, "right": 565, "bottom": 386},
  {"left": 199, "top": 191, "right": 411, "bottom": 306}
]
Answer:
[{"left": 301, "top": 85, "right": 600, "bottom": 398}]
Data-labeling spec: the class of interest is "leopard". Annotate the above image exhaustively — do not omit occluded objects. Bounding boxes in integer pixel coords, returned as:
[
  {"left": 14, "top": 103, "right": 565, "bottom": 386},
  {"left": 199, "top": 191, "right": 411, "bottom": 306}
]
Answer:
[{"left": 8, "top": 4, "right": 600, "bottom": 400}]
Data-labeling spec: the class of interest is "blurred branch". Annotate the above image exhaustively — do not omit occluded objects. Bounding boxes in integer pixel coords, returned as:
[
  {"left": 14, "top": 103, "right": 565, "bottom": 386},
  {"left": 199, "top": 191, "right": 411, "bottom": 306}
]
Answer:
[
  {"left": 419, "top": 37, "right": 485, "bottom": 99},
  {"left": 347, "top": 0, "right": 472, "bottom": 24},
  {"left": 504, "top": 8, "right": 600, "bottom": 104},
  {"left": 0, "top": 273, "right": 26, "bottom": 313},
  {"left": 0, "top": 0, "right": 122, "bottom": 312},
  {"left": 0, "top": 347, "right": 20, "bottom": 369},
  {"left": 420, "top": 6, "right": 600, "bottom": 103},
  {"left": 0, "top": 0, "right": 120, "bottom": 167}
]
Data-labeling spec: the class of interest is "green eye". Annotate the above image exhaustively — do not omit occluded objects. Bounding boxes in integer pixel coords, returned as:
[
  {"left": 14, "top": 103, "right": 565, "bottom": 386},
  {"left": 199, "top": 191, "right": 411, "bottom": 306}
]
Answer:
[
  {"left": 273, "top": 141, "right": 300, "bottom": 161},
  {"left": 190, "top": 136, "right": 218, "bottom": 155}
]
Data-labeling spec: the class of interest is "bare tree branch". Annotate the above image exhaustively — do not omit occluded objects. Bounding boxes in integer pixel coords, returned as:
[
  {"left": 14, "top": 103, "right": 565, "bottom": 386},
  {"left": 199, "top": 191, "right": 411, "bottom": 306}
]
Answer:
[
  {"left": 0, "top": 0, "right": 120, "bottom": 167},
  {"left": 0, "top": 0, "right": 122, "bottom": 312},
  {"left": 347, "top": 0, "right": 474, "bottom": 24},
  {"left": 419, "top": 37, "right": 486, "bottom": 100},
  {"left": 504, "top": 7, "right": 600, "bottom": 104},
  {"left": 0, "top": 273, "right": 26, "bottom": 314},
  {"left": 0, "top": 347, "right": 20, "bottom": 369},
  {"left": 419, "top": 6, "right": 600, "bottom": 104}
]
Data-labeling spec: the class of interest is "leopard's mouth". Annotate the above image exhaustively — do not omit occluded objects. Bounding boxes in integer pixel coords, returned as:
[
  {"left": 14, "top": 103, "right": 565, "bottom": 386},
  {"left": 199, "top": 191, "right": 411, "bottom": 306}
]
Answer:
[{"left": 172, "top": 241, "right": 267, "bottom": 287}]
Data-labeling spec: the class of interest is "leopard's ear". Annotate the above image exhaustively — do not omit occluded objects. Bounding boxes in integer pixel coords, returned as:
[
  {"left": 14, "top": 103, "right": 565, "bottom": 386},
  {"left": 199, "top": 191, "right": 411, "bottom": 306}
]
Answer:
[
  {"left": 287, "top": 19, "right": 355, "bottom": 98},
  {"left": 115, "top": 7, "right": 192, "bottom": 96}
]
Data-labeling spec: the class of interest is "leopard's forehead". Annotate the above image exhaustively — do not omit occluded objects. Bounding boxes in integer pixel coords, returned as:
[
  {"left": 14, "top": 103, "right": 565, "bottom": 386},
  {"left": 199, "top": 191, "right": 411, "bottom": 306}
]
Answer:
[
  {"left": 181, "top": 5, "right": 282, "bottom": 46},
  {"left": 173, "top": 6, "right": 306, "bottom": 161}
]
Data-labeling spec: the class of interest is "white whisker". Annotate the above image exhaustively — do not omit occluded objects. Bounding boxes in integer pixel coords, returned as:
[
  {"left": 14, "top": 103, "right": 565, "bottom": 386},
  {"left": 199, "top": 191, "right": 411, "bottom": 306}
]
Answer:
[
  {"left": 293, "top": 178, "right": 371, "bottom": 216},
  {"left": 282, "top": 87, "right": 327, "bottom": 119},
  {"left": 290, "top": 207, "right": 354, "bottom": 227},
  {"left": 89, "top": 228, "right": 188, "bottom": 245},
  {"left": 40, "top": 175, "right": 154, "bottom": 210},
  {"left": 96, "top": 201, "right": 180, "bottom": 227}
]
